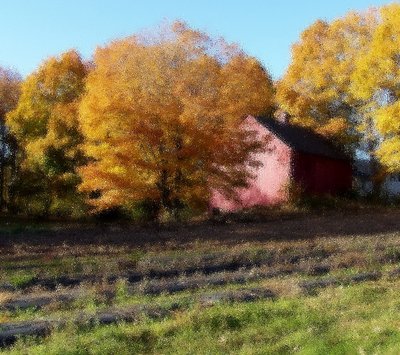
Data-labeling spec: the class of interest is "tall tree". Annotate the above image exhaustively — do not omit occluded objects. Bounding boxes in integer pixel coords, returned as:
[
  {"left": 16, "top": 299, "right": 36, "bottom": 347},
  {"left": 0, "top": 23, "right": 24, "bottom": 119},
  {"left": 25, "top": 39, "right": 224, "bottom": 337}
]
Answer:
[
  {"left": 6, "top": 50, "right": 88, "bottom": 216},
  {"left": 350, "top": 4, "right": 400, "bottom": 175},
  {"left": 276, "top": 11, "right": 376, "bottom": 150},
  {"left": 79, "top": 21, "right": 274, "bottom": 219},
  {"left": 0, "top": 67, "right": 21, "bottom": 211}
]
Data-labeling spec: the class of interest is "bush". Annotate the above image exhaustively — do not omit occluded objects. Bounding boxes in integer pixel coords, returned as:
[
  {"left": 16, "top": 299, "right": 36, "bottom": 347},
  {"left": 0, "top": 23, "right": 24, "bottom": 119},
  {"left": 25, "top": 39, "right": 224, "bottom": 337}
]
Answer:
[
  {"left": 125, "top": 199, "right": 160, "bottom": 222},
  {"left": 93, "top": 206, "right": 128, "bottom": 221}
]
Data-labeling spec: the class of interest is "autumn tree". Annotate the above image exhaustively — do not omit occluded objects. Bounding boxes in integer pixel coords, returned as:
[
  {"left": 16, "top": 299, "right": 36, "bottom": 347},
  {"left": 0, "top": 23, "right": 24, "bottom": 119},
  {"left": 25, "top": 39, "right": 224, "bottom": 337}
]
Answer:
[
  {"left": 6, "top": 50, "right": 88, "bottom": 216},
  {"left": 350, "top": 4, "right": 400, "bottom": 177},
  {"left": 0, "top": 67, "right": 21, "bottom": 211},
  {"left": 79, "top": 21, "right": 274, "bottom": 219},
  {"left": 276, "top": 11, "right": 376, "bottom": 150}
]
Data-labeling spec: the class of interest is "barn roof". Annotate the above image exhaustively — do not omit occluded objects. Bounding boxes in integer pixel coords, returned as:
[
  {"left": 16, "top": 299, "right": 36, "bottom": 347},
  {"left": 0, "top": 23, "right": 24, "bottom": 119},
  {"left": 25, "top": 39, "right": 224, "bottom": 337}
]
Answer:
[{"left": 255, "top": 116, "right": 350, "bottom": 161}]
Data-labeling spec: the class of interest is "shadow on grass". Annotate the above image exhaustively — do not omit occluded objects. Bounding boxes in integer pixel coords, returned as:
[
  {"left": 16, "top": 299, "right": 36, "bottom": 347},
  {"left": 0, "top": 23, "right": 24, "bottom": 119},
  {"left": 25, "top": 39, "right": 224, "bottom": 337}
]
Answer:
[{"left": 1, "top": 206, "right": 400, "bottom": 250}]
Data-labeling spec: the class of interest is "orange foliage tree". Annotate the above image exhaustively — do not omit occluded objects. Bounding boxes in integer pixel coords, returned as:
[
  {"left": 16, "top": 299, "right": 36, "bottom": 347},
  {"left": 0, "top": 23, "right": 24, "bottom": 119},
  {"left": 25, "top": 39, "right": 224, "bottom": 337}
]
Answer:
[{"left": 79, "top": 22, "right": 274, "bottom": 219}]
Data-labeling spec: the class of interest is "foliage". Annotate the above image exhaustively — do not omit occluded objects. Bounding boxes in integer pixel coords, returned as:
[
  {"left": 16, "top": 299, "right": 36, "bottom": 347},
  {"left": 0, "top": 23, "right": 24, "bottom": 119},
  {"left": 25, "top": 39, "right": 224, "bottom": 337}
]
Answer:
[
  {"left": 350, "top": 4, "right": 400, "bottom": 173},
  {"left": 6, "top": 6, "right": 400, "bottom": 218},
  {"left": 0, "top": 67, "right": 21, "bottom": 211},
  {"left": 277, "top": 3, "right": 400, "bottom": 189},
  {"left": 78, "top": 21, "right": 275, "bottom": 219},
  {"left": 276, "top": 11, "right": 377, "bottom": 150},
  {"left": 6, "top": 50, "right": 88, "bottom": 217},
  {"left": 0, "top": 68, "right": 21, "bottom": 119}
]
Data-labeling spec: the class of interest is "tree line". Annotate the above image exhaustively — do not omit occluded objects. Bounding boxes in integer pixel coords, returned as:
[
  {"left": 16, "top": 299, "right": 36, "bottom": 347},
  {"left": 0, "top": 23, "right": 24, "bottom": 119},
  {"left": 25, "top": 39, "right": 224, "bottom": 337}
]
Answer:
[
  {"left": 277, "top": 3, "right": 400, "bottom": 194},
  {"left": 1, "top": 22, "right": 274, "bottom": 220},
  {"left": 1, "top": 4, "right": 400, "bottom": 220}
]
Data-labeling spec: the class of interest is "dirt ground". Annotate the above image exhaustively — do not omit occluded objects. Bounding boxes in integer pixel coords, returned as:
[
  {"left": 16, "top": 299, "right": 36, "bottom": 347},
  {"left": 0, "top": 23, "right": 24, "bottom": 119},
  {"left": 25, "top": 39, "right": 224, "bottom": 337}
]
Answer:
[{"left": 1, "top": 208, "right": 400, "bottom": 253}]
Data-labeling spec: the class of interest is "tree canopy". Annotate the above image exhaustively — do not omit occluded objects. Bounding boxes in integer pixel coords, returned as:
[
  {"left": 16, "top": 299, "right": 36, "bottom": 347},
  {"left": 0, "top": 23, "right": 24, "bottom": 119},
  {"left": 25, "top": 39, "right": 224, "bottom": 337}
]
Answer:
[
  {"left": 0, "top": 67, "right": 21, "bottom": 210},
  {"left": 6, "top": 50, "right": 88, "bottom": 216},
  {"left": 276, "top": 10, "right": 377, "bottom": 150},
  {"left": 350, "top": 4, "right": 400, "bottom": 172},
  {"left": 4, "top": 7, "right": 400, "bottom": 217},
  {"left": 78, "top": 21, "right": 275, "bottom": 218},
  {"left": 0, "top": 67, "right": 21, "bottom": 120}
]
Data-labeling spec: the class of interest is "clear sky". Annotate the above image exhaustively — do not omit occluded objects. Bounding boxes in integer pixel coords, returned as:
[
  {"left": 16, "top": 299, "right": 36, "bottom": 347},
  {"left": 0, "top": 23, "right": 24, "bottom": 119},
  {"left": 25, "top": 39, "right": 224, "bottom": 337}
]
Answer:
[{"left": 0, "top": 0, "right": 395, "bottom": 79}]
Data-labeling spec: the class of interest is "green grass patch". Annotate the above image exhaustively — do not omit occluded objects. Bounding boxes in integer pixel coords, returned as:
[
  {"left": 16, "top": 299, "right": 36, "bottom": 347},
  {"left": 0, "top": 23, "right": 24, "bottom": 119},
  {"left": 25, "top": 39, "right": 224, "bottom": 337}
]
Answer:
[
  {"left": 7, "top": 272, "right": 37, "bottom": 288},
  {"left": 5, "top": 281, "right": 400, "bottom": 354}
]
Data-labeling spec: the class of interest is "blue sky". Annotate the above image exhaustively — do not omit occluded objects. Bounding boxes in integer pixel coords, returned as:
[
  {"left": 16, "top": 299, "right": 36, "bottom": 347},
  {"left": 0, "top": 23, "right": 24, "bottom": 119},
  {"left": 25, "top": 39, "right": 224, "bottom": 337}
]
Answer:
[{"left": 0, "top": 0, "right": 394, "bottom": 79}]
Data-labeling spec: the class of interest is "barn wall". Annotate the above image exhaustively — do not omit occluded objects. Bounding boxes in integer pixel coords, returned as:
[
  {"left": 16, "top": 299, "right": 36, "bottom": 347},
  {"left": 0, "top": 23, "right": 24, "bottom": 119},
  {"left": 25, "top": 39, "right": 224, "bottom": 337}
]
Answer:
[
  {"left": 210, "top": 116, "right": 292, "bottom": 212},
  {"left": 292, "top": 152, "right": 352, "bottom": 195}
]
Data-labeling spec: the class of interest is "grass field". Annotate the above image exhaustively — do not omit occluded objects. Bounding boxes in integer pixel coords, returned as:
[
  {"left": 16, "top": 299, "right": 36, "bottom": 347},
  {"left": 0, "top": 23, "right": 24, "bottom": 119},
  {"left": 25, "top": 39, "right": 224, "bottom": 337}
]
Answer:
[{"left": 2, "top": 209, "right": 400, "bottom": 354}]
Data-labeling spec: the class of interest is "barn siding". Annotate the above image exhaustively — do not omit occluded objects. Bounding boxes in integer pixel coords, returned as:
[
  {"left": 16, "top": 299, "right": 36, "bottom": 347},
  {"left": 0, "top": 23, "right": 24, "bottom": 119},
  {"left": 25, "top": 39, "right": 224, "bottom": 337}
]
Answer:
[
  {"left": 210, "top": 116, "right": 353, "bottom": 212},
  {"left": 210, "top": 116, "right": 292, "bottom": 212},
  {"left": 292, "top": 152, "right": 352, "bottom": 195}
]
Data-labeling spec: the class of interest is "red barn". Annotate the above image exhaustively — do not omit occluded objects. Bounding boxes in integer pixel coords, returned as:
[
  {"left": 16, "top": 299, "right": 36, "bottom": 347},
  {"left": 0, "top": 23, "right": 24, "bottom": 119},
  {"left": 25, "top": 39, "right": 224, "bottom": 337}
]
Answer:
[{"left": 210, "top": 115, "right": 352, "bottom": 211}]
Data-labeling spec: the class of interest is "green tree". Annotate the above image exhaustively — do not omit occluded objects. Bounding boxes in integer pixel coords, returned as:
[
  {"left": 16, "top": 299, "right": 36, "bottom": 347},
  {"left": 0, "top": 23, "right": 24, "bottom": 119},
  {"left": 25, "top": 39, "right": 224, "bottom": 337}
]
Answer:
[{"left": 6, "top": 50, "right": 88, "bottom": 216}]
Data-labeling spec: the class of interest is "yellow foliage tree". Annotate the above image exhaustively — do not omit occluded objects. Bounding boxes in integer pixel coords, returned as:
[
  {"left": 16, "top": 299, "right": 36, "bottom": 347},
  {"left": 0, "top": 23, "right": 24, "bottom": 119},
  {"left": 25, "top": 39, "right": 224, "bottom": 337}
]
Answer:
[
  {"left": 276, "top": 11, "right": 376, "bottom": 148},
  {"left": 351, "top": 4, "right": 400, "bottom": 173},
  {"left": 79, "top": 21, "right": 274, "bottom": 219},
  {"left": 6, "top": 50, "right": 88, "bottom": 216}
]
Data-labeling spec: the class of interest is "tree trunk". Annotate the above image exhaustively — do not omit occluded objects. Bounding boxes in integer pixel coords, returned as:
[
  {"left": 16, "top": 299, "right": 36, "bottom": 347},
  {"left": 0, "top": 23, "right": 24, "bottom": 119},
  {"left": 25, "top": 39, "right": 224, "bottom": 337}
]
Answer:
[
  {"left": 157, "top": 168, "right": 173, "bottom": 222},
  {"left": 370, "top": 157, "right": 384, "bottom": 199},
  {"left": 157, "top": 132, "right": 185, "bottom": 221},
  {"left": 365, "top": 117, "right": 384, "bottom": 199},
  {"left": 7, "top": 136, "right": 18, "bottom": 212},
  {"left": 172, "top": 134, "right": 184, "bottom": 221}
]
